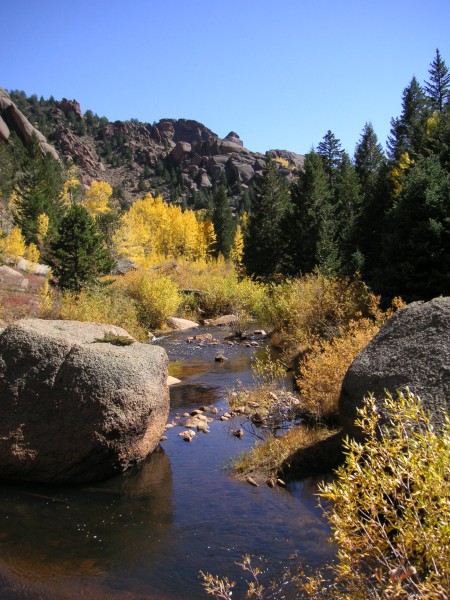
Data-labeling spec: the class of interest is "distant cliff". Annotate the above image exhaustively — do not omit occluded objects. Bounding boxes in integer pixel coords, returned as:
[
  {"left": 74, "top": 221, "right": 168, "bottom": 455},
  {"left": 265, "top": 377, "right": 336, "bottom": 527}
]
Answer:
[{"left": 2, "top": 89, "right": 304, "bottom": 206}]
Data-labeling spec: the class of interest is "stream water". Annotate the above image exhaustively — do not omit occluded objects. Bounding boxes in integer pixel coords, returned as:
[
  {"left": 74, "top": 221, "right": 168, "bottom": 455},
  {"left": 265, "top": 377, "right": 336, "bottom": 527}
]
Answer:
[{"left": 0, "top": 327, "right": 335, "bottom": 599}]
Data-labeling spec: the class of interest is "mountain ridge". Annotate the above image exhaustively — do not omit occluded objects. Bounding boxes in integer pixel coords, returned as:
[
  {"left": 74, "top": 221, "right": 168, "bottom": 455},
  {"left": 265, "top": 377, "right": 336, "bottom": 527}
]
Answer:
[{"left": 1, "top": 88, "right": 304, "bottom": 207}]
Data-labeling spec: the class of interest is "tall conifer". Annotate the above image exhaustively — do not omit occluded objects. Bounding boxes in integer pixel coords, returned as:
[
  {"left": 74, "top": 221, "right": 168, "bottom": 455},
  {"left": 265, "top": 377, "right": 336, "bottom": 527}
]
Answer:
[
  {"left": 243, "top": 159, "right": 290, "bottom": 278},
  {"left": 425, "top": 49, "right": 450, "bottom": 113}
]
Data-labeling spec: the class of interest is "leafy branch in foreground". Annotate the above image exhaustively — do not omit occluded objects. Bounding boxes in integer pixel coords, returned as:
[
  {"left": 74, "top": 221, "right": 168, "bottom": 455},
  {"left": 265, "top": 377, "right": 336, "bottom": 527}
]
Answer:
[{"left": 318, "top": 389, "right": 450, "bottom": 598}]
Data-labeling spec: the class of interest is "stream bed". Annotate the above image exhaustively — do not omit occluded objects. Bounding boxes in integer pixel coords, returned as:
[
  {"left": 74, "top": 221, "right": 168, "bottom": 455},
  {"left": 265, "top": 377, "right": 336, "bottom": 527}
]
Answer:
[{"left": 0, "top": 326, "right": 335, "bottom": 599}]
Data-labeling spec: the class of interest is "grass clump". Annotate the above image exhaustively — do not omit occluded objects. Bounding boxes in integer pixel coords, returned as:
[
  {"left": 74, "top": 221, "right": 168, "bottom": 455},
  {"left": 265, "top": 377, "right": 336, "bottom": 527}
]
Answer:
[
  {"left": 233, "top": 426, "right": 339, "bottom": 479},
  {"left": 93, "top": 332, "right": 134, "bottom": 346}
]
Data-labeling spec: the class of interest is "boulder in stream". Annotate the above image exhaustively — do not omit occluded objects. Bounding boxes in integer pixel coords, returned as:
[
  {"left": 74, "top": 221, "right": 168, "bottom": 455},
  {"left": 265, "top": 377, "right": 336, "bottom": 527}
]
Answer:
[
  {"left": 0, "top": 319, "right": 169, "bottom": 483},
  {"left": 339, "top": 297, "right": 450, "bottom": 439}
]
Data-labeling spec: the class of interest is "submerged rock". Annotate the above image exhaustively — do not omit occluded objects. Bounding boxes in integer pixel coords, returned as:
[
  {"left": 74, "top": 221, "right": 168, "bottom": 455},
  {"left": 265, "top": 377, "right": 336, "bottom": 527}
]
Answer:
[{"left": 0, "top": 319, "right": 169, "bottom": 483}]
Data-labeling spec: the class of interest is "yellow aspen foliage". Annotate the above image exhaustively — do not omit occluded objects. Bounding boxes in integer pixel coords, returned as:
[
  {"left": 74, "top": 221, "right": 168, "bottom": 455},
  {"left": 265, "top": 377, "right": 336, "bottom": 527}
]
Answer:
[
  {"left": 85, "top": 181, "right": 113, "bottom": 217},
  {"left": 426, "top": 111, "right": 440, "bottom": 137},
  {"left": 1, "top": 226, "right": 26, "bottom": 261},
  {"left": 25, "top": 242, "right": 40, "bottom": 265},
  {"left": 391, "top": 151, "right": 414, "bottom": 196},
  {"left": 114, "top": 193, "right": 215, "bottom": 265},
  {"left": 37, "top": 213, "right": 49, "bottom": 241},
  {"left": 61, "top": 178, "right": 82, "bottom": 205},
  {"left": 273, "top": 156, "right": 295, "bottom": 171},
  {"left": 195, "top": 218, "right": 216, "bottom": 260},
  {"left": 114, "top": 211, "right": 147, "bottom": 265},
  {"left": 7, "top": 190, "right": 20, "bottom": 214},
  {"left": 230, "top": 223, "right": 244, "bottom": 268},
  {"left": 38, "top": 276, "right": 54, "bottom": 317}
]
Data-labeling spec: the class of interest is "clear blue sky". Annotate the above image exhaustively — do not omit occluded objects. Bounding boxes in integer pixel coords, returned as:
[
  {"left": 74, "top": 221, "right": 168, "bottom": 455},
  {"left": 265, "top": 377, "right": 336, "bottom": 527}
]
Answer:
[{"left": 2, "top": 0, "right": 449, "bottom": 156}]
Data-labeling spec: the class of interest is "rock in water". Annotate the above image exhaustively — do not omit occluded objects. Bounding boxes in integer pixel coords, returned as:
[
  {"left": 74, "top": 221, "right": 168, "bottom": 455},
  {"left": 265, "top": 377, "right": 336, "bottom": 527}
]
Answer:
[
  {"left": 0, "top": 319, "right": 169, "bottom": 483},
  {"left": 339, "top": 297, "right": 450, "bottom": 439}
]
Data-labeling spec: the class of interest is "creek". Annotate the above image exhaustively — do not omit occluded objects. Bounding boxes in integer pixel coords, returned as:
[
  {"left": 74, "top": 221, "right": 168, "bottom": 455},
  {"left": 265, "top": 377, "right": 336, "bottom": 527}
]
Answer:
[{"left": 0, "top": 326, "right": 334, "bottom": 599}]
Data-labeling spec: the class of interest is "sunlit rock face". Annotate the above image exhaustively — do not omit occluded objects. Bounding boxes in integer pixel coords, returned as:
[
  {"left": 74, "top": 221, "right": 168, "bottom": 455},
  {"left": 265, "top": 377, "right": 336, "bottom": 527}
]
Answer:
[
  {"left": 0, "top": 319, "right": 169, "bottom": 483},
  {"left": 339, "top": 297, "right": 450, "bottom": 439}
]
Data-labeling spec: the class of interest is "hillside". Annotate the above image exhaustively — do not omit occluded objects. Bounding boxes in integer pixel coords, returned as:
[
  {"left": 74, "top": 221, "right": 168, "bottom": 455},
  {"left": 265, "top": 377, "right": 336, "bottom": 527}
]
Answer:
[{"left": 1, "top": 89, "right": 304, "bottom": 208}]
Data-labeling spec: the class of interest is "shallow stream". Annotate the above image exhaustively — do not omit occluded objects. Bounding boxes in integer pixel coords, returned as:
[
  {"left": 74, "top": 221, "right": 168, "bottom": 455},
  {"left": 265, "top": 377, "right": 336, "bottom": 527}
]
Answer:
[{"left": 0, "top": 326, "right": 334, "bottom": 599}]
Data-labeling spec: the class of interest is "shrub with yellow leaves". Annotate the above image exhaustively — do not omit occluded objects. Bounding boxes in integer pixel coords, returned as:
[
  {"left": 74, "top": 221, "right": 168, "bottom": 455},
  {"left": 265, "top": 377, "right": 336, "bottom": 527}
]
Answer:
[
  {"left": 315, "top": 389, "right": 450, "bottom": 599},
  {"left": 297, "top": 318, "right": 380, "bottom": 422},
  {"left": 0, "top": 226, "right": 26, "bottom": 263},
  {"left": 60, "top": 287, "right": 147, "bottom": 341},
  {"left": 118, "top": 270, "right": 181, "bottom": 330}
]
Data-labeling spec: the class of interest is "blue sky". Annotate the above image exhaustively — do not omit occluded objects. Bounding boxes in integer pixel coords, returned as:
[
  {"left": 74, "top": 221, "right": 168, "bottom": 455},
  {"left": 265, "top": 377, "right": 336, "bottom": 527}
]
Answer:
[{"left": 2, "top": 0, "right": 449, "bottom": 156}]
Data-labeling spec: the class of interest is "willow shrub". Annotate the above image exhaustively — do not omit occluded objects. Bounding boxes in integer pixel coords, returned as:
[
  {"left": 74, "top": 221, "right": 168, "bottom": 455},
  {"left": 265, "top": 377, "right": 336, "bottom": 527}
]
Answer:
[
  {"left": 60, "top": 287, "right": 147, "bottom": 341},
  {"left": 171, "top": 258, "right": 265, "bottom": 318},
  {"left": 117, "top": 270, "right": 181, "bottom": 330},
  {"left": 297, "top": 318, "right": 380, "bottom": 422},
  {"left": 255, "top": 272, "right": 381, "bottom": 353},
  {"left": 316, "top": 390, "right": 450, "bottom": 599}
]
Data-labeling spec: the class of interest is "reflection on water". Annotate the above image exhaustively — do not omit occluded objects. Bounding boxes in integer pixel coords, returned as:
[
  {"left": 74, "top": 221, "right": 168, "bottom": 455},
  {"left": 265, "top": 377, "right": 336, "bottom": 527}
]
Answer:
[{"left": 0, "top": 327, "right": 334, "bottom": 599}]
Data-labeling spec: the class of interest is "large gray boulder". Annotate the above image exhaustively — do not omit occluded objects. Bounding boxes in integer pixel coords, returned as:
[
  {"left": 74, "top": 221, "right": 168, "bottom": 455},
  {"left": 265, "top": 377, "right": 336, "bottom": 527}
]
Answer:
[
  {"left": 339, "top": 297, "right": 450, "bottom": 438},
  {"left": 0, "top": 319, "right": 169, "bottom": 483}
]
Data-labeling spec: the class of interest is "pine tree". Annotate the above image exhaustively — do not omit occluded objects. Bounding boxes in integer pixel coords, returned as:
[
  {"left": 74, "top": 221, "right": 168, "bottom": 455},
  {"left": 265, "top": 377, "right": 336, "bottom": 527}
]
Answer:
[
  {"left": 13, "top": 133, "right": 65, "bottom": 249},
  {"left": 283, "top": 151, "right": 338, "bottom": 275},
  {"left": 381, "top": 155, "right": 450, "bottom": 300},
  {"left": 49, "top": 203, "right": 115, "bottom": 292},
  {"left": 352, "top": 162, "right": 392, "bottom": 286},
  {"left": 212, "top": 185, "right": 234, "bottom": 258},
  {"left": 334, "top": 153, "right": 362, "bottom": 273},
  {"left": 354, "top": 123, "right": 385, "bottom": 191},
  {"left": 425, "top": 49, "right": 450, "bottom": 113},
  {"left": 317, "top": 130, "right": 344, "bottom": 187},
  {"left": 243, "top": 159, "right": 290, "bottom": 278},
  {"left": 387, "top": 77, "right": 428, "bottom": 160}
]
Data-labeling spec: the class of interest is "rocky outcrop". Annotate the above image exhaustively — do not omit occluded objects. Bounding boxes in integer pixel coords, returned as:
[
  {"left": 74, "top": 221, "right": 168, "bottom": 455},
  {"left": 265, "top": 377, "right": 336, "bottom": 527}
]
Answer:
[
  {"left": 53, "top": 125, "right": 104, "bottom": 181},
  {"left": 1, "top": 89, "right": 305, "bottom": 203},
  {"left": 339, "top": 297, "right": 450, "bottom": 438},
  {"left": 0, "top": 319, "right": 169, "bottom": 483},
  {"left": 0, "top": 88, "right": 59, "bottom": 159}
]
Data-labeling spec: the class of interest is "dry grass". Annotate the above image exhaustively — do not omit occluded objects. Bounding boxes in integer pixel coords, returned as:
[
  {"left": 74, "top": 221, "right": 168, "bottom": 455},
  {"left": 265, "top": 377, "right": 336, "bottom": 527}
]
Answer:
[
  {"left": 59, "top": 287, "right": 147, "bottom": 341},
  {"left": 297, "top": 319, "right": 380, "bottom": 422},
  {"left": 233, "top": 425, "right": 342, "bottom": 479}
]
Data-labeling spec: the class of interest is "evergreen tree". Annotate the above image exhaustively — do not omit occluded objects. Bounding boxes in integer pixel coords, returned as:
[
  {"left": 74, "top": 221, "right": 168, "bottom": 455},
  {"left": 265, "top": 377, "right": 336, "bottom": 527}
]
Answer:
[
  {"left": 317, "top": 130, "right": 344, "bottom": 187},
  {"left": 13, "top": 133, "right": 65, "bottom": 249},
  {"left": 425, "top": 49, "right": 450, "bottom": 113},
  {"left": 352, "top": 162, "right": 393, "bottom": 285},
  {"left": 387, "top": 77, "right": 428, "bottom": 160},
  {"left": 334, "top": 153, "right": 362, "bottom": 273},
  {"left": 49, "top": 203, "right": 115, "bottom": 292},
  {"left": 354, "top": 123, "right": 385, "bottom": 191},
  {"left": 243, "top": 159, "right": 290, "bottom": 278},
  {"left": 283, "top": 151, "right": 338, "bottom": 275},
  {"left": 211, "top": 185, "right": 234, "bottom": 258},
  {"left": 381, "top": 155, "right": 450, "bottom": 300},
  {"left": 0, "top": 138, "right": 15, "bottom": 201}
]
